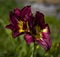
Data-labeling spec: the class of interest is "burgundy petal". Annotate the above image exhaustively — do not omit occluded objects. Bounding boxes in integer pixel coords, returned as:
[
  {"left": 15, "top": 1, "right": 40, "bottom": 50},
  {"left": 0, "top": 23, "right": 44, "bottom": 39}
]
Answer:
[
  {"left": 12, "top": 31, "right": 20, "bottom": 38},
  {"left": 36, "top": 39, "right": 48, "bottom": 51},
  {"left": 21, "top": 6, "right": 31, "bottom": 18},
  {"left": 24, "top": 33, "right": 34, "bottom": 44},
  {"left": 35, "top": 11, "right": 45, "bottom": 29},
  {"left": 28, "top": 15, "right": 36, "bottom": 34},
  {"left": 23, "top": 22, "right": 27, "bottom": 30},
  {"left": 9, "top": 11, "right": 18, "bottom": 26},
  {"left": 28, "top": 15, "right": 34, "bottom": 28},
  {"left": 14, "top": 8, "right": 21, "bottom": 17},
  {"left": 6, "top": 24, "right": 20, "bottom": 38},
  {"left": 42, "top": 32, "right": 52, "bottom": 49},
  {"left": 6, "top": 24, "right": 15, "bottom": 31}
]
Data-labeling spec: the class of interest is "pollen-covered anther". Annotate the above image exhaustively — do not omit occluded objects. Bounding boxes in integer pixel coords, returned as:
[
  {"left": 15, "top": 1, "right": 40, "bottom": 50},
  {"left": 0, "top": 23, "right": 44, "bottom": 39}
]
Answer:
[
  {"left": 35, "top": 32, "right": 42, "bottom": 40},
  {"left": 18, "top": 20, "right": 25, "bottom": 33},
  {"left": 39, "top": 32, "right": 43, "bottom": 40},
  {"left": 42, "top": 27, "right": 48, "bottom": 33},
  {"left": 25, "top": 21, "right": 30, "bottom": 32}
]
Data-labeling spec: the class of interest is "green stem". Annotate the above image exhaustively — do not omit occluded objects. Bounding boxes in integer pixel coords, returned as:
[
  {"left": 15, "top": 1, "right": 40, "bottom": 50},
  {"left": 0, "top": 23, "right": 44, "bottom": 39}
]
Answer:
[{"left": 33, "top": 42, "right": 36, "bottom": 57}]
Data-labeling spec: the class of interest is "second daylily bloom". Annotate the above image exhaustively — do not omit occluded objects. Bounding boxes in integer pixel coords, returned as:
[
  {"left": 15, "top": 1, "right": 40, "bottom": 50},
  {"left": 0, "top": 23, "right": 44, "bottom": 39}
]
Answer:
[{"left": 24, "top": 11, "right": 52, "bottom": 51}]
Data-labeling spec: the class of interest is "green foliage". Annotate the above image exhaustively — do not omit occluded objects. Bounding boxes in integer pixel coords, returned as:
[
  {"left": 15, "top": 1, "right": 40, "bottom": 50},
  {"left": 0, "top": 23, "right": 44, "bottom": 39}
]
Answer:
[{"left": 0, "top": 0, "right": 60, "bottom": 57}]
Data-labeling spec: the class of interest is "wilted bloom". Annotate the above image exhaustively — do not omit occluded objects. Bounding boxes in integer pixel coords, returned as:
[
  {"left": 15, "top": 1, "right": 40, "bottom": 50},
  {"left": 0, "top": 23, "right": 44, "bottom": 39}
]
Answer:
[{"left": 6, "top": 6, "right": 52, "bottom": 51}]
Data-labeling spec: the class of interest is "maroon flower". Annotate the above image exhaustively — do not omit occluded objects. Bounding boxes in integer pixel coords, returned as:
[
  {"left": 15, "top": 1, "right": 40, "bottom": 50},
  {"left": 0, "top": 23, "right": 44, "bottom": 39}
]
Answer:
[
  {"left": 24, "top": 24, "right": 52, "bottom": 51},
  {"left": 35, "top": 12, "right": 52, "bottom": 51},
  {"left": 24, "top": 11, "right": 52, "bottom": 51},
  {"left": 36, "top": 25, "right": 52, "bottom": 51},
  {"left": 6, "top": 6, "right": 31, "bottom": 38}
]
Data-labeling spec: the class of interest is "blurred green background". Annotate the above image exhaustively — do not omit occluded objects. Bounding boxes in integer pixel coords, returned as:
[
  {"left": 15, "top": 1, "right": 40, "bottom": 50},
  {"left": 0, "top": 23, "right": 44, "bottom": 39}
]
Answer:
[{"left": 0, "top": 0, "right": 60, "bottom": 57}]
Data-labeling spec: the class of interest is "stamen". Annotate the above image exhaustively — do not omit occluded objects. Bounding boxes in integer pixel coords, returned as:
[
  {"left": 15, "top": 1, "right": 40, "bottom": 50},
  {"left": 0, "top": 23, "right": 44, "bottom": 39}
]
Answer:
[
  {"left": 18, "top": 20, "right": 25, "bottom": 32},
  {"left": 35, "top": 32, "right": 43, "bottom": 40},
  {"left": 42, "top": 27, "right": 48, "bottom": 33},
  {"left": 18, "top": 20, "right": 30, "bottom": 33},
  {"left": 26, "top": 22, "right": 30, "bottom": 32},
  {"left": 35, "top": 25, "right": 43, "bottom": 40},
  {"left": 35, "top": 25, "right": 40, "bottom": 34}
]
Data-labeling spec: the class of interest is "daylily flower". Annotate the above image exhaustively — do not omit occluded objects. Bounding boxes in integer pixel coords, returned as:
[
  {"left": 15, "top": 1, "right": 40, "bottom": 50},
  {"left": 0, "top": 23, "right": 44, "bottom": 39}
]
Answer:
[
  {"left": 24, "top": 11, "right": 52, "bottom": 51},
  {"left": 36, "top": 24, "right": 52, "bottom": 51},
  {"left": 6, "top": 6, "right": 52, "bottom": 51},
  {"left": 6, "top": 6, "right": 31, "bottom": 38}
]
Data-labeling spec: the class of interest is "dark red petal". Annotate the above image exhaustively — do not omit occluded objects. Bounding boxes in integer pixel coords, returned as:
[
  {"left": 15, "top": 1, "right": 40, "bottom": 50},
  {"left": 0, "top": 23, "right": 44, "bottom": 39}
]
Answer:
[
  {"left": 28, "top": 15, "right": 34, "bottom": 28},
  {"left": 6, "top": 24, "right": 15, "bottom": 31},
  {"left": 12, "top": 31, "right": 21, "bottom": 38},
  {"left": 36, "top": 39, "right": 48, "bottom": 51},
  {"left": 23, "top": 22, "right": 27, "bottom": 30},
  {"left": 24, "top": 33, "right": 34, "bottom": 44},
  {"left": 14, "top": 8, "right": 21, "bottom": 17},
  {"left": 6, "top": 24, "right": 21, "bottom": 38},
  {"left": 21, "top": 6, "right": 31, "bottom": 18},
  {"left": 35, "top": 11, "right": 45, "bottom": 29},
  {"left": 9, "top": 11, "right": 18, "bottom": 26},
  {"left": 42, "top": 32, "right": 52, "bottom": 49}
]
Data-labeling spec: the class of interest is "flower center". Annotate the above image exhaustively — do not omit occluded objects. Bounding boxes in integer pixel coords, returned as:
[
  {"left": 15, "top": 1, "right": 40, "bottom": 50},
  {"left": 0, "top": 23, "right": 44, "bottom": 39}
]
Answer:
[
  {"left": 18, "top": 20, "right": 25, "bottom": 33},
  {"left": 34, "top": 25, "right": 42, "bottom": 40},
  {"left": 35, "top": 27, "right": 48, "bottom": 40},
  {"left": 18, "top": 20, "right": 30, "bottom": 33},
  {"left": 35, "top": 33, "right": 42, "bottom": 40}
]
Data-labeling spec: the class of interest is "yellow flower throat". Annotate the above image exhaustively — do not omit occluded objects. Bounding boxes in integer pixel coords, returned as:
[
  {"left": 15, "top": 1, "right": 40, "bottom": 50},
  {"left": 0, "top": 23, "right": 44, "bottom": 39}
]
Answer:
[{"left": 18, "top": 20, "right": 29, "bottom": 33}]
